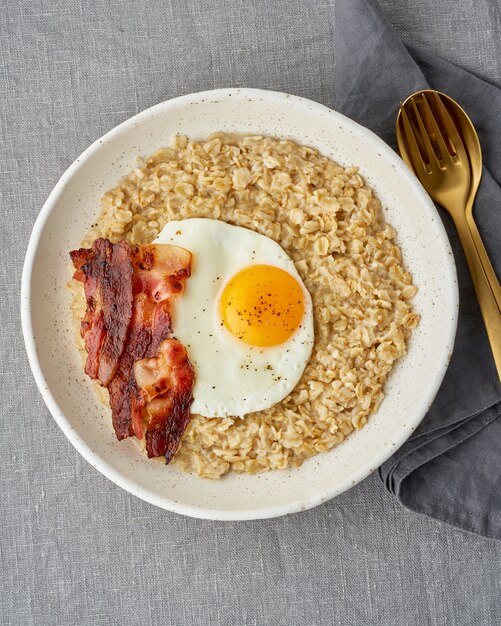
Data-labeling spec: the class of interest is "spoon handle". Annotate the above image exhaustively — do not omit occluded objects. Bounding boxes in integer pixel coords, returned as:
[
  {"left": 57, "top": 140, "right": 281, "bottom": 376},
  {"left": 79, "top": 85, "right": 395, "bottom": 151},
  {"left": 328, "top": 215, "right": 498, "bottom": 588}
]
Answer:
[
  {"left": 465, "top": 206, "right": 501, "bottom": 313},
  {"left": 452, "top": 210, "right": 501, "bottom": 381}
]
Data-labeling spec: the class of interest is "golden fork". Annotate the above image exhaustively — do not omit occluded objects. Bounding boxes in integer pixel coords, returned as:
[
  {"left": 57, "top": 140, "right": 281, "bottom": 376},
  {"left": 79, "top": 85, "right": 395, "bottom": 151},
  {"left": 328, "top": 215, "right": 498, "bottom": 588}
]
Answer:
[{"left": 396, "top": 89, "right": 501, "bottom": 380}]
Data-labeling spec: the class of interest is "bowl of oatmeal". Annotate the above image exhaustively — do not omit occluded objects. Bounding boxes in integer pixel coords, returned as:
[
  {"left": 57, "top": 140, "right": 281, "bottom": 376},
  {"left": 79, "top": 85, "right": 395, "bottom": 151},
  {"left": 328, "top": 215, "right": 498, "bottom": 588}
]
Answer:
[{"left": 21, "top": 88, "right": 458, "bottom": 519}]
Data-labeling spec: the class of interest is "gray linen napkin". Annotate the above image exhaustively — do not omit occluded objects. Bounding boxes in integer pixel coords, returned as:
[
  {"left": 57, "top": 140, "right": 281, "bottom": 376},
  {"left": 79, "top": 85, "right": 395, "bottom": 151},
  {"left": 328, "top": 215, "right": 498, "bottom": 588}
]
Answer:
[{"left": 334, "top": 0, "right": 501, "bottom": 538}]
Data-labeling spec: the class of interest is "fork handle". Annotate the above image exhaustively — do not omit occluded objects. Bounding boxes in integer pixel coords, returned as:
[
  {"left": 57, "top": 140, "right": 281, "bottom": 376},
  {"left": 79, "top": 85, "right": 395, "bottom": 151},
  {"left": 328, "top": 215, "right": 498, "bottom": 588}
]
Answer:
[
  {"left": 454, "top": 212, "right": 501, "bottom": 380},
  {"left": 465, "top": 208, "right": 501, "bottom": 312}
]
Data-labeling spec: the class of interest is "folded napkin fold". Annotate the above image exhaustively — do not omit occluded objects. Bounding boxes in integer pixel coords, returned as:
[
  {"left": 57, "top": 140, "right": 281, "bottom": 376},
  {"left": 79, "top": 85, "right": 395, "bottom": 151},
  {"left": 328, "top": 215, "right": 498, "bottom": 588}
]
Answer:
[{"left": 334, "top": 0, "right": 501, "bottom": 538}]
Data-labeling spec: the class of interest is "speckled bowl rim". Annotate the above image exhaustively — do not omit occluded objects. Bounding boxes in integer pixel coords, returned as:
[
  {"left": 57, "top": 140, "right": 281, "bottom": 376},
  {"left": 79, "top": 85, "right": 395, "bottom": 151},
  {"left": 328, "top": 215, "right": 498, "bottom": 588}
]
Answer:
[{"left": 21, "top": 88, "right": 458, "bottom": 520}]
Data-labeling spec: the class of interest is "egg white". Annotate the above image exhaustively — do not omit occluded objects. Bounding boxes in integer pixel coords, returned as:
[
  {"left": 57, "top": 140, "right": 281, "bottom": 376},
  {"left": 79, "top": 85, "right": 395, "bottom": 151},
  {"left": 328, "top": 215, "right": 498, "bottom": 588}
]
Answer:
[{"left": 154, "top": 218, "right": 314, "bottom": 418}]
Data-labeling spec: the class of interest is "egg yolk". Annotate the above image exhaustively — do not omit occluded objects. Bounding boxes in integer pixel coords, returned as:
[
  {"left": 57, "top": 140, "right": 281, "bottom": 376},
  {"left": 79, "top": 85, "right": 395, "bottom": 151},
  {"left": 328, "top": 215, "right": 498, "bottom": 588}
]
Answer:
[{"left": 220, "top": 265, "right": 305, "bottom": 347}]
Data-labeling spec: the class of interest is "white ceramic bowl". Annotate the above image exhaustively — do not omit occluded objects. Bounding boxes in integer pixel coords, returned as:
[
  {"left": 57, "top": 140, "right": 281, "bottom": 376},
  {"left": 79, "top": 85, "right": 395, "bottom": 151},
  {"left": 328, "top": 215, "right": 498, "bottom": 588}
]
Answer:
[{"left": 21, "top": 88, "right": 458, "bottom": 520}]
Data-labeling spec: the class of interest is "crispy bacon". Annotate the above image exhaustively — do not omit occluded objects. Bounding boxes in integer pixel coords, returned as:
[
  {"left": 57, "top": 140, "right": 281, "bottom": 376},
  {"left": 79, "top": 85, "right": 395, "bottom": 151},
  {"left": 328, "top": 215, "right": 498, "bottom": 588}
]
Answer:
[
  {"left": 70, "top": 238, "right": 194, "bottom": 464},
  {"left": 109, "top": 295, "right": 172, "bottom": 440},
  {"left": 132, "top": 244, "right": 192, "bottom": 301},
  {"left": 134, "top": 338, "right": 195, "bottom": 461},
  {"left": 70, "top": 239, "right": 134, "bottom": 386}
]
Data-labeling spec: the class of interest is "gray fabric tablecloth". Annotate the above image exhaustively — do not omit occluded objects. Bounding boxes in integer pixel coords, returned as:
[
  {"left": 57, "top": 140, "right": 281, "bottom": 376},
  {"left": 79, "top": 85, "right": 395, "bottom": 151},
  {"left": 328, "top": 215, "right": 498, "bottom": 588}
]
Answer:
[{"left": 2, "top": 1, "right": 501, "bottom": 624}]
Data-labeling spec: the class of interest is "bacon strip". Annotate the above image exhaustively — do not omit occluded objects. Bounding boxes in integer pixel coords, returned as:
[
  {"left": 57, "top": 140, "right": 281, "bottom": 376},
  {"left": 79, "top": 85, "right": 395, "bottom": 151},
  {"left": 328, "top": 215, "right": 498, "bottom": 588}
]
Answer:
[
  {"left": 132, "top": 244, "right": 192, "bottom": 301},
  {"left": 70, "top": 238, "right": 194, "bottom": 464},
  {"left": 109, "top": 295, "right": 172, "bottom": 440},
  {"left": 70, "top": 239, "right": 134, "bottom": 386},
  {"left": 134, "top": 338, "right": 195, "bottom": 461}
]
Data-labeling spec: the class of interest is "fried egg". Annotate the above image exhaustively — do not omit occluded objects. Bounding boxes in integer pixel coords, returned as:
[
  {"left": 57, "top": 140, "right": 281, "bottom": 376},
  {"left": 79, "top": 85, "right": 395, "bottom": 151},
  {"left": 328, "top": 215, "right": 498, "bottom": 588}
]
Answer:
[{"left": 154, "top": 218, "right": 314, "bottom": 417}]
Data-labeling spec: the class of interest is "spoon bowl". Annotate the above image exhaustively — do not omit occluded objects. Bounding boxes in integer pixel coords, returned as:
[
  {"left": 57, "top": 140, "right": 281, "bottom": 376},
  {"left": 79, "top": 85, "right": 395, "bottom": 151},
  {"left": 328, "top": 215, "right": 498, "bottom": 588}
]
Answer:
[{"left": 443, "top": 94, "right": 501, "bottom": 308}]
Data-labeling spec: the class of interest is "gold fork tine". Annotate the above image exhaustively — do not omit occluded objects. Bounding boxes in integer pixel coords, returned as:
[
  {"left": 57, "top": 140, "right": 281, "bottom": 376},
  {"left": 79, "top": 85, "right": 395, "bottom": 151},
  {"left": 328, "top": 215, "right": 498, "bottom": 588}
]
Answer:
[
  {"left": 399, "top": 103, "right": 428, "bottom": 177},
  {"left": 430, "top": 91, "right": 469, "bottom": 163},
  {"left": 409, "top": 97, "right": 441, "bottom": 171},
  {"left": 417, "top": 93, "right": 454, "bottom": 166}
]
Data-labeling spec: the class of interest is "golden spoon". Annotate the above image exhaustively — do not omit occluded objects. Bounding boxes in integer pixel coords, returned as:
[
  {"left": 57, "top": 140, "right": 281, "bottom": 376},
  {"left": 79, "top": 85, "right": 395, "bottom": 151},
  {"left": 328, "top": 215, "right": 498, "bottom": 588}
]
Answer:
[
  {"left": 444, "top": 93, "right": 501, "bottom": 311},
  {"left": 396, "top": 89, "right": 501, "bottom": 380}
]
